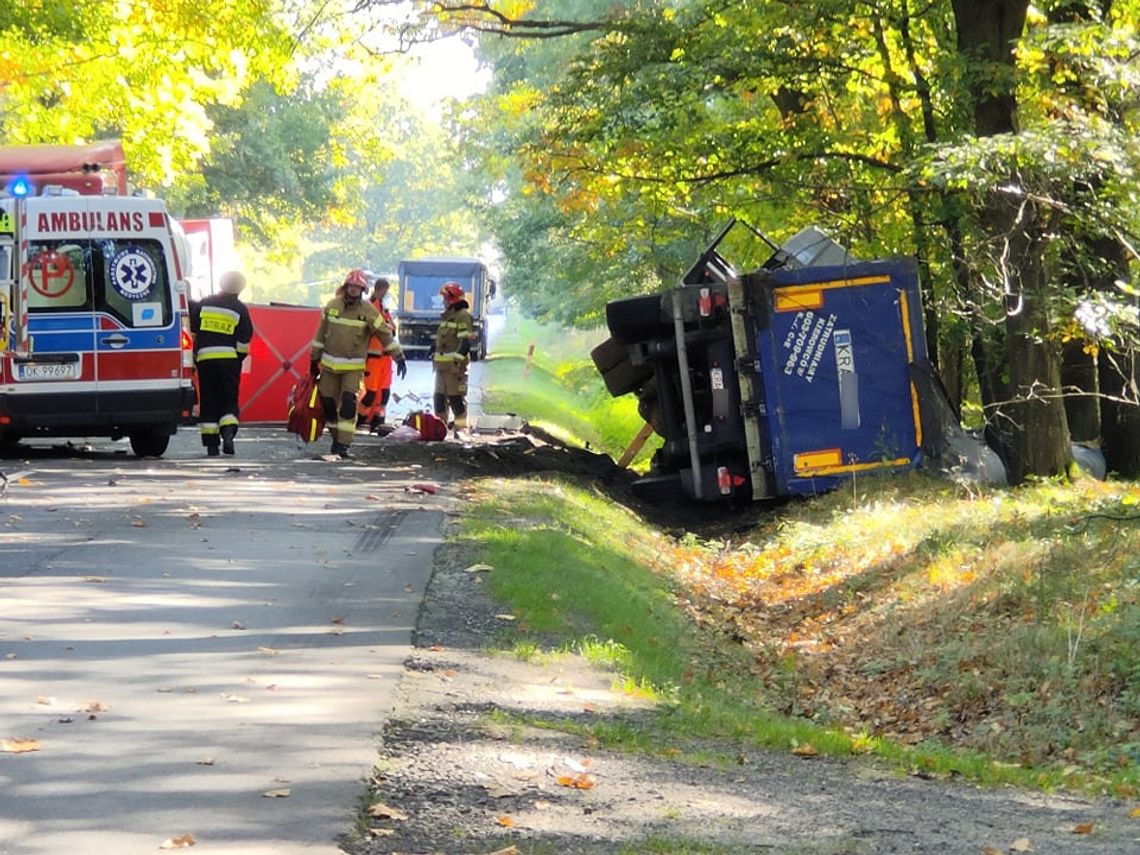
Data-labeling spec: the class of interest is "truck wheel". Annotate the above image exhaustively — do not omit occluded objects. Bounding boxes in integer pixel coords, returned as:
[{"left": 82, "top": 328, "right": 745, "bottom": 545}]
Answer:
[
  {"left": 129, "top": 429, "right": 171, "bottom": 458},
  {"left": 606, "top": 295, "right": 667, "bottom": 343}
]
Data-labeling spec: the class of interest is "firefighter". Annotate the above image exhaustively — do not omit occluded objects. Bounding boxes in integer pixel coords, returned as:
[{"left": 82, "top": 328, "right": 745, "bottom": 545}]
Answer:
[
  {"left": 310, "top": 268, "right": 406, "bottom": 458},
  {"left": 357, "top": 276, "right": 398, "bottom": 433},
  {"left": 190, "top": 271, "right": 254, "bottom": 457},
  {"left": 432, "top": 281, "right": 475, "bottom": 436}
]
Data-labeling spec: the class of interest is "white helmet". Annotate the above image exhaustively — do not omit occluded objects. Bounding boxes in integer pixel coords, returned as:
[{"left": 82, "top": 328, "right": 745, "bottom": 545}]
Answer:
[{"left": 219, "top": 271, "right": 246, "bottom": 295}]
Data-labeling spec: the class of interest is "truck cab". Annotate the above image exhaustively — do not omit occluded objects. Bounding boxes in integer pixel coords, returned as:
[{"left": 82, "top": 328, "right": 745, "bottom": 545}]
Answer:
[{"left": 396, "top": 257, "right": 495, "bottom": 360}]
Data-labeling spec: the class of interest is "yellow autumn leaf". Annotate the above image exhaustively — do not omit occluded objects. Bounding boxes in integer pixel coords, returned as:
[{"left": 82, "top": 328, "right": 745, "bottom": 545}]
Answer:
[
  {"left": 366, "top": 802, "right": 408, "bottom": 821},
  {"left": 1071, "top": 822, "right": 1094, "bottom": 834},
  {"left": 791, "top": 743, "right": 818, "bottom": 757},
  {"left": 1130, "top": 807, "right": 1140, "bottom": 818},
  {"left": 496, "top": 815, "right": 516, "bottom": 827},
  {"left": 1010, "top": 837, "right": 1033, "bottom": 852},
  {"left": 1, "top": 737, "right": 41, "bottom": 753},
  {"left": 555, "top": 773, "right": 595, "bottom": 790},
  {"left": 158, "top": 833, "right": 196, "bottom": 848}
]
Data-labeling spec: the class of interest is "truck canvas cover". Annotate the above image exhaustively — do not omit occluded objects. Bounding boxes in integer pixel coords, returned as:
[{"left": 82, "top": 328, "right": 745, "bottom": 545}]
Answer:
[{"left": 752, "top": 258, "right": 925, "bottom": 496}]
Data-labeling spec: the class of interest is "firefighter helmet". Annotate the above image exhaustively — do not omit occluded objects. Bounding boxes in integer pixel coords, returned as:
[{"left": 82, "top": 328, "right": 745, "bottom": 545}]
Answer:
[
  {"left": 440, "top": 282, "right": 465, "bottom": 305},
  {"left": 343, "top": 268, "right": 368, "bottom": 290},
  {"left": 219, "top": 271, "right": 246, "bottom": 296}
]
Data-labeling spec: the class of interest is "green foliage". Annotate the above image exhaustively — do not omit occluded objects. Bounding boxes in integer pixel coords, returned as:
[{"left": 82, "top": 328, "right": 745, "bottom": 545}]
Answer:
[{"left": 0, "top": 0, "right": 294, "bottom": 187}]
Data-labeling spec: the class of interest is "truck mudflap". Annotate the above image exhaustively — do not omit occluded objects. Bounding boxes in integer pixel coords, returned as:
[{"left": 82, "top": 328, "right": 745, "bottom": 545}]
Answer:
[{"left": 595, "top": 223, "right": 940, "bottom": 503}]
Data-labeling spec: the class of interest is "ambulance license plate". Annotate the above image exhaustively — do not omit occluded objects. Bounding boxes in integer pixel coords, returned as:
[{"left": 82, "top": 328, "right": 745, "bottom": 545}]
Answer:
[{"left": 15, "top": 360, "right": 81, "bottom": 381}]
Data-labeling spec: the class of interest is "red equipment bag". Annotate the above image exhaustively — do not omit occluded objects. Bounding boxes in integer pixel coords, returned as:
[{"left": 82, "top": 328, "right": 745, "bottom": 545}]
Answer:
[
  {"left": 286, "top": 374, "right": 326, "bottom": 443},
  {"left": 404, "top": 411, "right": 448, "bottom": 441}
]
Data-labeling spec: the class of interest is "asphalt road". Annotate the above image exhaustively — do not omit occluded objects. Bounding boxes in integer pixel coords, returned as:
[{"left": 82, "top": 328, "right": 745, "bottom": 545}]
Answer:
[{"left": 0, "top": 427, "right": 446, "bottom": 854}]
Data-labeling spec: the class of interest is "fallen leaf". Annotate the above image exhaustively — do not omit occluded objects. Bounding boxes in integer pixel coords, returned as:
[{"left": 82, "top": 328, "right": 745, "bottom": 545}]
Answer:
[
  {"left": 84, "top": 701, "right": 111, "bottom": 713},
  {"left": 979, "top": 847, "right": 1001, "bottom": 855},
  {"left": 791, "top": 743, "right": 818, "bottom": 757},
  {"left": 532, "top": 800, "right": 552, "bottom": 811},
  {"left": 555, "top": 773, "right": 595, "bottom": 790},
  {"left": 1010, "top": 838, "right": 1034, "bottom": 852},
  {"left": 262, "top": 789, "right": 291, "bottom": 798},
  {"left": 496, "top": 815, "right": 516, "bottom": 827},
  {"left": 495, "top": 614, "right": 517, "bottom": 622},
  {"left": 257, "top": 647, "right": 278, "bottom": 656},
  {"left": 1071, "top": 823, "right": 1093, "bottom": 834},
  {"left": 35, "top": 696, "right": 56, "bottom": 706},
  {"left": 488, "top": 846, "right": 520, "bottom": 854},
  {"left": 83, "top": 576, "right": 107, "bottom": 584},
  {"left": 403, "top": 584, "right": 415, "bottom": 593},
  {"left": 231, "top": 622, "right": 247, "bottom": 631},
  {"left": 463, "top": 563, "right": 494, "bottom": 574},
  {"left": 367, "top": 828, "right": 394, "bottom": 838},
  {"left": 1131, "top": 807, "right": 1140, "bottom": 819},
  {"left": 428, "top": 645, "right": 445, "bottom": 652},
  {"left": 1, "top": 737, "right": 41, "bottom": 753},
  {"left": 158, "top": 833, "right": 196, "bottom": 849},
  {"left": 331, "top": 616, "right": 346, "bottom": 625},
  {"left": 131, "top": 519, "right": 147, "bottom": 528},
  {"left": 366, "top": 802, "right": 408, "bottom": 821},
  {"left": 483, "top": 784, "right": 515, "bottom": 799}
]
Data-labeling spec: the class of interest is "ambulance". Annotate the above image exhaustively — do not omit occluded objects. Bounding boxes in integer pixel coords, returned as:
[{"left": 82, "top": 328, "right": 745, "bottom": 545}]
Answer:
[{"left": 0, "top": 190, "right": 196, "bottom": 456}]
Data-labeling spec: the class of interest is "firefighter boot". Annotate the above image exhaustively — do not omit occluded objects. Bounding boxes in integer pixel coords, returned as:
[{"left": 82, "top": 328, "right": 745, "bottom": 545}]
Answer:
[
  {"left": 205, "top": 441, "right": 220, "bottom": 457},
  {"left": 220, "top": 425, "right": 237, "bottom": 456}
]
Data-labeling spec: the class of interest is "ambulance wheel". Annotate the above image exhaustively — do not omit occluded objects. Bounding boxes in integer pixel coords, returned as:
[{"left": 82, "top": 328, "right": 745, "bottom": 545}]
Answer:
[{"left": 129, "top": 430, "right": 170, "bottom": 458}]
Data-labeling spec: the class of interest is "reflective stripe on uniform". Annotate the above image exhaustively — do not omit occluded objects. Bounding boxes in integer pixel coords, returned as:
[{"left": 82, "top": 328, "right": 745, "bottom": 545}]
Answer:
[
  {"left": 328, "top": 315, "right": 368, "bottom": 329},
  {"left": 199, "top": 422, "right": 220, "bottom": 435},
  {"left": 219, "top": 413, "right": 239, "bottom": 428},
  {"left": 199, "top": 306, "right": 241, "bottom": 335},
  {"left": 433, "top": 351, "right": 465, "bottom": 363},
  {"left": 236, "top": 342, "right": 250, "bottom": 355},
  {"left": 320, "top": 353, "right": 366, "bottom": 371},
  {"left": 197, "top": 345, "right": 239, "bottom": 361}
]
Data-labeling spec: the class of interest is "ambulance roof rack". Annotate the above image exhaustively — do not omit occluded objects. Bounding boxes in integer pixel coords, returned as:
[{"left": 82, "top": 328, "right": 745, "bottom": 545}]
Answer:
[{"left": 42, "top": 185, "right": 81, "bottom": 197}]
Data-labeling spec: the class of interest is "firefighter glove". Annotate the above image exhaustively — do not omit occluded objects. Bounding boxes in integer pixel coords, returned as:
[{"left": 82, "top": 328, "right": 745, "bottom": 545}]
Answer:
[
  {"left": 396, "top": 358, "right": 407, "bottom": 380},
  {"left": 310, "top": 358, "right": 321, "bottom": 378}
]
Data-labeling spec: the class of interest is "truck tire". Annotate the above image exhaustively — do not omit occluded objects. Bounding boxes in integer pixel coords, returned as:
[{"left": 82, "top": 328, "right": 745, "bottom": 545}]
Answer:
[
  {"left": 590, "top": 337, "right": 628, "bottom": 373},
  {"left": 606, "top": 295, "right": 667, "bottom": 344},
  {"left": 593, "top": 336, "right": 653, "bottom": 395},
  {"left": 129, "top": 429, "right": 171, "bottom": 458}
]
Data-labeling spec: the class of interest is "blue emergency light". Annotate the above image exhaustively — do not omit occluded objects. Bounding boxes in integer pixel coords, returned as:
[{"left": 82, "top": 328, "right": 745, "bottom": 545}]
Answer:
[{"left": 7, "top": 175, "right": 33, "bottom": 198}]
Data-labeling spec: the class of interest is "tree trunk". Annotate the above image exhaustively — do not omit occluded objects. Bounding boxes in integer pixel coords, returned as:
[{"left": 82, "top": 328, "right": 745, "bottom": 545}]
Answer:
[
  {"left": 1100, "top": 345, "right": 1140, "bottom": 477},
  {"left": 1061, "top": 341, "right": 1100, "bottom": 443},
  {"left": 950, "top": 0, "right": 1073, "bottom": 480}
]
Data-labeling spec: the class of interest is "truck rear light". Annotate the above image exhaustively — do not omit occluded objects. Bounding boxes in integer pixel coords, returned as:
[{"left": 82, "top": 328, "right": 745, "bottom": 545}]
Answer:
[
  {"left": 717, "top": 466, "right": 733, "bottom": 495},
  {"left": 698, "top": 287, "right": 712, "bottom": 317}
]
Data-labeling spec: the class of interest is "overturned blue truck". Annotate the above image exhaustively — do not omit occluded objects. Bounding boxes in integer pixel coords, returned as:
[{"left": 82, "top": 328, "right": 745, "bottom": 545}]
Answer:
[{"left": 592, "top": 221, "right": 987, "bottom": 503}]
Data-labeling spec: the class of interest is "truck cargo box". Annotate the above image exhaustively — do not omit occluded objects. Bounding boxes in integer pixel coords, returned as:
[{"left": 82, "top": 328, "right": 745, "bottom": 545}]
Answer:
[{"left": 593, "top": 225, "right": 935, "bottom": 503}]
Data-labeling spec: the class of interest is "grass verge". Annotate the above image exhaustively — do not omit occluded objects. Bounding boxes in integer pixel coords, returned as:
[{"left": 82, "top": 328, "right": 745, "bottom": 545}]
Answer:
[
  {"left": 482, "top": 317, "right": 651, "bottom": 467},
  {"left": 459, "top": 474, "right": 1140, "bottom": 799}
]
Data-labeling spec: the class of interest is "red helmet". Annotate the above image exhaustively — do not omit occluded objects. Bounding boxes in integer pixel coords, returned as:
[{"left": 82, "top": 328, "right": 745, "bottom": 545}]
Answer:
[
  {"left": 343, "top": 268, "right": 368, "bottom": 289},
  {"left": 440, "top": 282, "right": 465, "bottom": 304}
]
